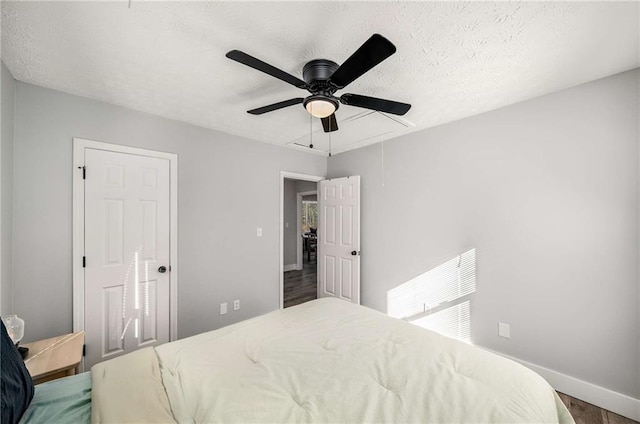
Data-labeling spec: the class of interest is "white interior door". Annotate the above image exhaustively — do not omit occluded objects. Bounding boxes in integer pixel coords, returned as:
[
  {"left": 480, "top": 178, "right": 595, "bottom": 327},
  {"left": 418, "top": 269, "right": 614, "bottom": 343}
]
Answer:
[
  {"left": 84, "top": 148, "right": 171, "bottom": 368},
  {"left": 318, "top": 176, "right": 360, "bottom": 304}
]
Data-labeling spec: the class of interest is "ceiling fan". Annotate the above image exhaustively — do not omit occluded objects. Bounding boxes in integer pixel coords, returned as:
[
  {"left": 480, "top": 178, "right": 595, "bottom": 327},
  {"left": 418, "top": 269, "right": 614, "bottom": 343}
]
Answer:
[{"left": 226, "top": 34, "right": 411, "bottom": 133}]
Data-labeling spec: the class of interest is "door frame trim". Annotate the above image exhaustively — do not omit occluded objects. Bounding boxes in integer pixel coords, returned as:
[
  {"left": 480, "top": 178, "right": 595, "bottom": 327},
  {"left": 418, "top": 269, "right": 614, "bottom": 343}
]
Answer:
[
  {"left": 279, "top": 171, "right": 323, "bottom": 309},
  {"left": 72, "top": 138, "right": 179, "bottom": 344}
]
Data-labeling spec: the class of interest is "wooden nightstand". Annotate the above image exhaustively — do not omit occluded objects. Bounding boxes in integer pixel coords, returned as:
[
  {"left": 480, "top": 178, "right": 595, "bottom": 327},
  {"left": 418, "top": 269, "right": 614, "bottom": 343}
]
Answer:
[{"left": 22, "top": 331, "right": 85, "bottom": 385}]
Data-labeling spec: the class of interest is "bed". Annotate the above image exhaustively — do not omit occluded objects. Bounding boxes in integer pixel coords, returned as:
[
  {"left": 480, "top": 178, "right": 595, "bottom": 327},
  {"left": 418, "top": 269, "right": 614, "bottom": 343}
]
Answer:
[{"left": 15, "top": 298, "right": 574, "bottom": 423}]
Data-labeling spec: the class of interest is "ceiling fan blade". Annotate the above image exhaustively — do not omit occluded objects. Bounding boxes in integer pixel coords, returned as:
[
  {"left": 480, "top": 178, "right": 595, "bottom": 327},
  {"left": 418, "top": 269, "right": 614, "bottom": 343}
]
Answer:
[
  {"left": 226, "top": 50, "right": 307, "bottom": 89},
  {"left": 329, "top": 34, "right": 396, "bottom": 89},
  {"left": 247, "top": 98, "right": 304, "bottom": 115},
  {"left": 321, "top": 114, "right": 339, "bottom": 133},
  {"left": 340, "top": 93, "right": 411, "bottom": 115}
]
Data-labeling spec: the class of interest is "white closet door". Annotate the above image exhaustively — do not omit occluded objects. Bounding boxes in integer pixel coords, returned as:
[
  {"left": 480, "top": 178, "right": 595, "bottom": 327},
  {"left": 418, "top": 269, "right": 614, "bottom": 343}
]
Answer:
[{"left": 84, "top": 148, "right": 170, "bottom": 368}]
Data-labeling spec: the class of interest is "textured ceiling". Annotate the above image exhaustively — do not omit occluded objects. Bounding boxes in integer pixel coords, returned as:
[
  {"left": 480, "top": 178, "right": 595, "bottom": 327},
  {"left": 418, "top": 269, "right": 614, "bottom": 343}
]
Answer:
[{"left": 1, "top": 1, "right": 638, "bottom": 155}]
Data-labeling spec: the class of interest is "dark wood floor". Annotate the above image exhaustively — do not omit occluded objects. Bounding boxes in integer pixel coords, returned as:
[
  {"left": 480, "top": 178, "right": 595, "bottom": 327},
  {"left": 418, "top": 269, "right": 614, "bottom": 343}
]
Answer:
[
  {"left": 283, "top": 255, "right": 317, "bottom": 308},
  {"left": 558, "top": 393, "right": 638, "bottom": 424}
]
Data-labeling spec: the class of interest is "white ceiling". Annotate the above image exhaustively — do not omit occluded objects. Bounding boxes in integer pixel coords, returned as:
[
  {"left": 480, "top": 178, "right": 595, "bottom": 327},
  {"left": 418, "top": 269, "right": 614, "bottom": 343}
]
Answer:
[{"left": 1, "top": 1, "right": 638, "bottom": 155}]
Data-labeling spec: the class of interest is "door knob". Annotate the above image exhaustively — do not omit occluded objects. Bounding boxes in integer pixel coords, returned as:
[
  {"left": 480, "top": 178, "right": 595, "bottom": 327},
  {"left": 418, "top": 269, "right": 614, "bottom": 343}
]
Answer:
[
  {"left": 351, "top": 251, "right": 358, "bottom": 256},
  {"left": 158, "top": 266, "right": 167, "bottom": 273}
]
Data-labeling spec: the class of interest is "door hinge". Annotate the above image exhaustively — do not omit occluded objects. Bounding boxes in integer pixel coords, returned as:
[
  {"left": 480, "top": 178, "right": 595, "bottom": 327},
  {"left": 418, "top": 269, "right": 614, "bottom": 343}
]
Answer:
[
  {"left": 82, "top": 344, "right": 86, "bottom": 357},
  {"left": 82, "top": 256, "right": 86, "bottom": 268},
  {"left": 78, "top": 166, "right": 86, "bottom": 179}
]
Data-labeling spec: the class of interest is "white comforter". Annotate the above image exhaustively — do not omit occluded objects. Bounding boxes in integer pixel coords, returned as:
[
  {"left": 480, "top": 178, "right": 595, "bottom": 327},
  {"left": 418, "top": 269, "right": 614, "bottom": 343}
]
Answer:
[{"left": 92, "top": 298, "right": 574, "bottom": 423}]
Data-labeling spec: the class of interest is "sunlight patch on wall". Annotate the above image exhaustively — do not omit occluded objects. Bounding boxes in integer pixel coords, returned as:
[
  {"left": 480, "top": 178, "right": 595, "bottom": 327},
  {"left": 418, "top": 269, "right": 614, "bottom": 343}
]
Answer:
[
  {"left": 411, "top": 301, "right": 471, "bottom": 343},
  {"left": 387, "top": 249, "right": 476, "bottom": 343}
]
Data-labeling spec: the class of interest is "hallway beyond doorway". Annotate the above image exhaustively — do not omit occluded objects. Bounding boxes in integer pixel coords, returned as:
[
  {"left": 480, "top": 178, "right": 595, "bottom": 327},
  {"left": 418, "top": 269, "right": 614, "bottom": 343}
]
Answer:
[{"left": 283, "top": 254, "right": 317, "bottom": 308}]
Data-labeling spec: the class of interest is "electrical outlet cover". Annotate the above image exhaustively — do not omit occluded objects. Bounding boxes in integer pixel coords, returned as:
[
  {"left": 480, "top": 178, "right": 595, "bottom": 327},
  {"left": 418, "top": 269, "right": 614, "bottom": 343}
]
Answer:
[{"left": 498, "top": 322, "right": 510, "bottom": 339}]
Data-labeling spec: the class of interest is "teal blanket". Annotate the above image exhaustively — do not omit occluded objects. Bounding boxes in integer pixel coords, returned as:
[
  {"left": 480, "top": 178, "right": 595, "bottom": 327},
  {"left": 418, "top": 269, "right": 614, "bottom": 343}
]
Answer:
[{"left": 19, "top": 372, "right": 91, "bottom": 424}]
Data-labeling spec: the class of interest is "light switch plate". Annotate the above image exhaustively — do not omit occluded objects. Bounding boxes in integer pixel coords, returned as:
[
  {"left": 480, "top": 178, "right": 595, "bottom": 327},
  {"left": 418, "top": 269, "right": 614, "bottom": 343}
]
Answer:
[{"left": 220, "top": 302, "right": 227, "bottom": 315}]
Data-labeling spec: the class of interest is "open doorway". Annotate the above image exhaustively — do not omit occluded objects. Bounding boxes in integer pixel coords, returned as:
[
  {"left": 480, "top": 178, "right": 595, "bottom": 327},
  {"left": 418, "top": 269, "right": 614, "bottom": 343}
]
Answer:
[{"left": 280, "top": 172, "right": 323, "bottom": 309}]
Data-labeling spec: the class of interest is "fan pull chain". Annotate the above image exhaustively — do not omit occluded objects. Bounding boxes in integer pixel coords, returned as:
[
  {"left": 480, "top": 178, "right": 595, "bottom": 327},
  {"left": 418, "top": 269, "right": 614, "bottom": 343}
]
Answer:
[
  {"left": 328, "top": 121, "right": 332, "bottom": 157},
  {"left": 309, "top": 114, "right": 313, "bottom": 149},
  {"left": 381, "top": 135, "right": 385, "bottom": 187}
]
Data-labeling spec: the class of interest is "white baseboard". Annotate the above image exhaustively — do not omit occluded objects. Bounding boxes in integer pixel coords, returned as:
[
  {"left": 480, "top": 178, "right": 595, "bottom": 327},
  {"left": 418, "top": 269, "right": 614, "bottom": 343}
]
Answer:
[
  {"left": 483, "top": 348, "right": 640, "bottom": 422},
  {"left": 283, "top": 264, "right": 297, "bottom": 272}
]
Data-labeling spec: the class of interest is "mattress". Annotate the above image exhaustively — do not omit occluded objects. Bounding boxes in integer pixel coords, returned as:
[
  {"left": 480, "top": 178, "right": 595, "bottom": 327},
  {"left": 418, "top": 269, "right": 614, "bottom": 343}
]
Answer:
[
  {"left": 92, "top": 298, "right": 574, "bottom": 423},
  {"left": 19, "top": 372, "right": 92, "bottom": 424}
]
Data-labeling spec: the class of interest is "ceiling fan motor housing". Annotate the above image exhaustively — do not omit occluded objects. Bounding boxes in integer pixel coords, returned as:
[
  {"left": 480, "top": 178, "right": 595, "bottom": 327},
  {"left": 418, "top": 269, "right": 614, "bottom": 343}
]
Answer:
[
  {"left": 302, "top": 59, "right": 341, "bottom": 114},
  {"left": 303, "top": 59, "right": 339, "bottom": 92}
]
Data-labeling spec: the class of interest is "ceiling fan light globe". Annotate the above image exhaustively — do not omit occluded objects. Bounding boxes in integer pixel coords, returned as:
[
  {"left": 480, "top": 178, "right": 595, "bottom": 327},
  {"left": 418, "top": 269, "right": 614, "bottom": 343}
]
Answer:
[{"left": 306, "top": 99, "right": 336, "bottom": 118}]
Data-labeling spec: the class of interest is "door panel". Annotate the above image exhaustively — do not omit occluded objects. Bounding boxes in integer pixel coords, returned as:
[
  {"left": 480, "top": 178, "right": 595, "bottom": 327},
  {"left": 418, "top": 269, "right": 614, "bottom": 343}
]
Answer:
[
  {"left": 340, "top": 258, "right": 353, "bottom": 300},
  {"left": 341, "top": 206, "right": 353, "bottom": 245},
  {"left": 139, "top": 279, "right": 158, "bottom": 345},
  {"left": 141, "top": 200, "right": 158, "bottom": 260},
  {"left": 324, "top": 205, "right": 336, "bottom": 245},
  {"left": 318, "top": 176, "right": 360, "bottom": 304},
  {"left": 104, "top": 200, "right": 124, "bottom": 265},
  {"left": 85, "top": 148, "right": 170, "bottom": 368},
  {"left": 324, "top": 256, "right": 336, "bottom": 296},
  {"left": 103, "top": 286, "right": 124, "bottom": 356}
]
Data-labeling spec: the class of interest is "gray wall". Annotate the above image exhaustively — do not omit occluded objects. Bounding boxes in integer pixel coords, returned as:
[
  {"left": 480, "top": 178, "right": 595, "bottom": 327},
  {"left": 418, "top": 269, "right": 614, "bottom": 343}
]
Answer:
[
  {"left": 1, "top": 62, "right": 15, "bottom": 316},
  {"left": 328, "top": 69, "right": 640, "bottom": 398},
  {"left": 12, "top": 82, "right": 326, "bottom": 342},
  {"left": 283, "top": 179, "right": 297, "bottom": 267},
  {"left": 295, "top": 180, "right": 317, "bottom": 194}
]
